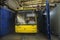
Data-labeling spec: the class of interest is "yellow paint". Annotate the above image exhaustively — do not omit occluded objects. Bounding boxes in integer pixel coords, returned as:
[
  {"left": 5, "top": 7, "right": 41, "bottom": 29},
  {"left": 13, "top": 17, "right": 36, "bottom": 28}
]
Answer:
[
  {"left": 15, "top": 25, "right": 37, "bottom": 33},
  {"left": 16, "top": 7, "right": 36, "bottom": 10}
]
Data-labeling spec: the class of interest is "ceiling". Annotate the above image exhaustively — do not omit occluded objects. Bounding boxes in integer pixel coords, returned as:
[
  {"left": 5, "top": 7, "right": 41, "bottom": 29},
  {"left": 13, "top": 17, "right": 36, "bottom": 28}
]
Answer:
[
  {"left": 16, "top": 0, "right": 56, "bottom": 7},
  {"left": 16, "top": 0, "right": 59, "bottom": 6},
  {"left": 5, "top": 0, "right": 60, "bottom": 10}
]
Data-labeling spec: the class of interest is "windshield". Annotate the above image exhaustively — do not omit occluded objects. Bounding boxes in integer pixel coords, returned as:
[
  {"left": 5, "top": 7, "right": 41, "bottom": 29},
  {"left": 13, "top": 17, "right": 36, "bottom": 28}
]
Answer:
[{"left": 15, "top": 11, "right": 37, "bottom": 25}]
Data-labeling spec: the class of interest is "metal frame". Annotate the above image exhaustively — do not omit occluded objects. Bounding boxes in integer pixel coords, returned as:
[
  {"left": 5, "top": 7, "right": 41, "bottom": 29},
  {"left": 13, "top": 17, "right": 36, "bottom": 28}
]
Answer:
[{"left": 46, "top": 0, "right": 51, "bottom": 40}]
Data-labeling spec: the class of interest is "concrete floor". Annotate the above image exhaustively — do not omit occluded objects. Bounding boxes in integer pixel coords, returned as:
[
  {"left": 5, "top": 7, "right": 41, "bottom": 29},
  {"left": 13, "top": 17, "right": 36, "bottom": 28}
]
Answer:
[{"left": 0, "top": 34, "right": 58, "bottom": 40}]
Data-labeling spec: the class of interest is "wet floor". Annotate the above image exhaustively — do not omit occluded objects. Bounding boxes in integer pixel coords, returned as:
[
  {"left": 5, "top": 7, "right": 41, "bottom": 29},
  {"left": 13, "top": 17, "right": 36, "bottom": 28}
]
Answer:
[{"left": 0, "top": 34, "right": 58, "bottom": 40}]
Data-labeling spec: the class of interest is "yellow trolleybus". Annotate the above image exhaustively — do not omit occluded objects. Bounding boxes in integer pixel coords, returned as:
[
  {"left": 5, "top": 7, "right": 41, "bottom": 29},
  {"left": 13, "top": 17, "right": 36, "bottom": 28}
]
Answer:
[{"left": 15, "top": 10, "right": 38, "bottom": 33}]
